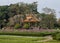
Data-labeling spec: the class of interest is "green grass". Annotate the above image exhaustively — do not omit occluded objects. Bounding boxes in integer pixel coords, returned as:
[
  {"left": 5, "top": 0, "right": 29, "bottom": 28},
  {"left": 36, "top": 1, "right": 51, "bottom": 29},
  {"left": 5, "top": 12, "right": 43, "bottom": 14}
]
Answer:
[
  {"left": 0, "top": 35, "right": 60, "bottom": 43},
  {"left": 0, "top": 35, "right": 45, "bottom": 43},
  {"left": 44, "top": 40, "right": 60, "bottom": 43}
]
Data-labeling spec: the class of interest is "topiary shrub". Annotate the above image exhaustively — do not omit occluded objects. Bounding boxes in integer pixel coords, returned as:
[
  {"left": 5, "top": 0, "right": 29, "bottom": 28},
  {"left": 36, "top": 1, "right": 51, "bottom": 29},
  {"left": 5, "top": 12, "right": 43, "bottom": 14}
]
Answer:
[
  {"left": 14, "top": 24, "right": 21, "bottom": 29},
  {"left": 23, "top": 23, "right": 30, "bottom": 29}
]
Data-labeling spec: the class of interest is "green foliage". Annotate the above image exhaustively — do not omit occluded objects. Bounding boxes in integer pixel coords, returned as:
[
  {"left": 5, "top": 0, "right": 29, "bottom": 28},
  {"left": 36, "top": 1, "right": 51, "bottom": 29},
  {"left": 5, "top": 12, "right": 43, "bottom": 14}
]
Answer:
[
  {"left": 0, "top": 30, "right": 59, "bottom": 37},
  {"left": 23, "top": 23, "right": 30, "bottom": 29},
  {"left": 0, "top": 2, "right": 38, "bottom": 28},
  {"left": 52, "top": 32, "right": 60, "bottom": 40},
  {"left": 39, "top": 13, "right": 57, "bottom": 29},
  {"left": 14, "top": 24, "right": 21, "bottom": 29},
  {"left": 0, "top": 2, "right": 59, "bottom": 29}
]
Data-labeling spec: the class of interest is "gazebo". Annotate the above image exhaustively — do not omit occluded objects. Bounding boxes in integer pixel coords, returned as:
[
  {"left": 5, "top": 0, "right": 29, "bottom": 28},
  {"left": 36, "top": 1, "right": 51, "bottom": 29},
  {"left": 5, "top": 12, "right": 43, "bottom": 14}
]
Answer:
[{"left": 23, "top": 14, "right": 40, "bottom": 27}]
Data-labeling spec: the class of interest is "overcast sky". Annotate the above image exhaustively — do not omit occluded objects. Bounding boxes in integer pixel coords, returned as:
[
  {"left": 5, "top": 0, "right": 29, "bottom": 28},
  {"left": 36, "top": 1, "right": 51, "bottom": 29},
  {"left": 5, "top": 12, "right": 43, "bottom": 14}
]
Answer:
[{"left": 0, "top": 0, "right": 60, "bottom": 18}]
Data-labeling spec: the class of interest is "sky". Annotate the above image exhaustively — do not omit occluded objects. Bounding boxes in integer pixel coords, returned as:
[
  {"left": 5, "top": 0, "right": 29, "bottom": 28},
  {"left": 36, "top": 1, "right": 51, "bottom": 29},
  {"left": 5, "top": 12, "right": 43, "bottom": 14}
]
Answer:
[{"left": 0, "top": 0, "right": 60, "bottom": 18}]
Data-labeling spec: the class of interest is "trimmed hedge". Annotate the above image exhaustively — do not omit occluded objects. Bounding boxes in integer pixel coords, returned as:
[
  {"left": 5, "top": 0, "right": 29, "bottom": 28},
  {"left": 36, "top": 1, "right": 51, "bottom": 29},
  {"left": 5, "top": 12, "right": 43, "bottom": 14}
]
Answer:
[{"left": 0, "top": 31, "right": 59, "bottom": 37}]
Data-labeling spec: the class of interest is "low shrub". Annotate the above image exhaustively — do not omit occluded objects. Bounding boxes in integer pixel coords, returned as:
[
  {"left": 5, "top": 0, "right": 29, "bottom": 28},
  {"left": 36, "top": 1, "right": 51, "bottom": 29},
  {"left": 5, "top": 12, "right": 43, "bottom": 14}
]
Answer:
[
  {"left": 52, "top": 32, "right": 60, "bottom": 40},
  {"left": 14, "top": 24, "right": 21, "bottom": 29},
  {"left": 23, "top": 23, "right": 30, "bottom": 29}
]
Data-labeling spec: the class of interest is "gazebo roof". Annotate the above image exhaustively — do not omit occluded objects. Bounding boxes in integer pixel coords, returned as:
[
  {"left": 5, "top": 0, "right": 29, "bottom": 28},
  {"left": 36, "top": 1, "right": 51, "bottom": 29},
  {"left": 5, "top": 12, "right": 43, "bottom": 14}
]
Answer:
[{"left": 23, "top": 14, "right": 40, "bottom": 22}]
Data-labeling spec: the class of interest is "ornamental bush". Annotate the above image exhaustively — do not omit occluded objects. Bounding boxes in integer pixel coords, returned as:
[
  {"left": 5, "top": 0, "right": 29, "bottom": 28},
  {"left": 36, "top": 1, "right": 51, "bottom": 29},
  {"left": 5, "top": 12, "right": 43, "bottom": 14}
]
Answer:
[
  {"left": 14, "top": 24, "right": 21, "bottom": 29},
  {"left": 52, "top": 32, "right": 60, "bottom": 40},
  {"left": 23, "top": 23, "right": 30, "bottom": 29}
]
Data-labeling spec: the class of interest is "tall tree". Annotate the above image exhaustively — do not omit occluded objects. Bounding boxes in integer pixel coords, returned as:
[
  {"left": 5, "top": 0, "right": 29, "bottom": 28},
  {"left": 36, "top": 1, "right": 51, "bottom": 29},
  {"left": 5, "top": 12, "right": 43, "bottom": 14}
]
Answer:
[
  {"left": 57, "top": 18, "right": 60, "bottom": 28},
  {"left": 42, "top": 7, "right": 56, "bottom": 14},
  {"left": 41, "top": 7, "right": 57, "bottom": 29},
  {"left": 0, "top": 5, "right": 9, "bottom": 28}
]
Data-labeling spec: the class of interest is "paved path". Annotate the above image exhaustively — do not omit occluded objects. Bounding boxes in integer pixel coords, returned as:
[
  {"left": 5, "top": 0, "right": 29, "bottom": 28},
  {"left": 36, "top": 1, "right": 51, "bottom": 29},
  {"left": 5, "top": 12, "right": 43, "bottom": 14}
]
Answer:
[{"left": 37, "top": 35, "right": 53, "bottom": 42}]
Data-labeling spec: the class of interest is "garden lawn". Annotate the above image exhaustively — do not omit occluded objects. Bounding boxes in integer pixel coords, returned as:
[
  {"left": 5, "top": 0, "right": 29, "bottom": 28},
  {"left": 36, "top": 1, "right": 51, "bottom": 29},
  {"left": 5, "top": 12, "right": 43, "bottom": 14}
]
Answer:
[{"left": 0, "top": 35, "right": 60, "bottom": 43}]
